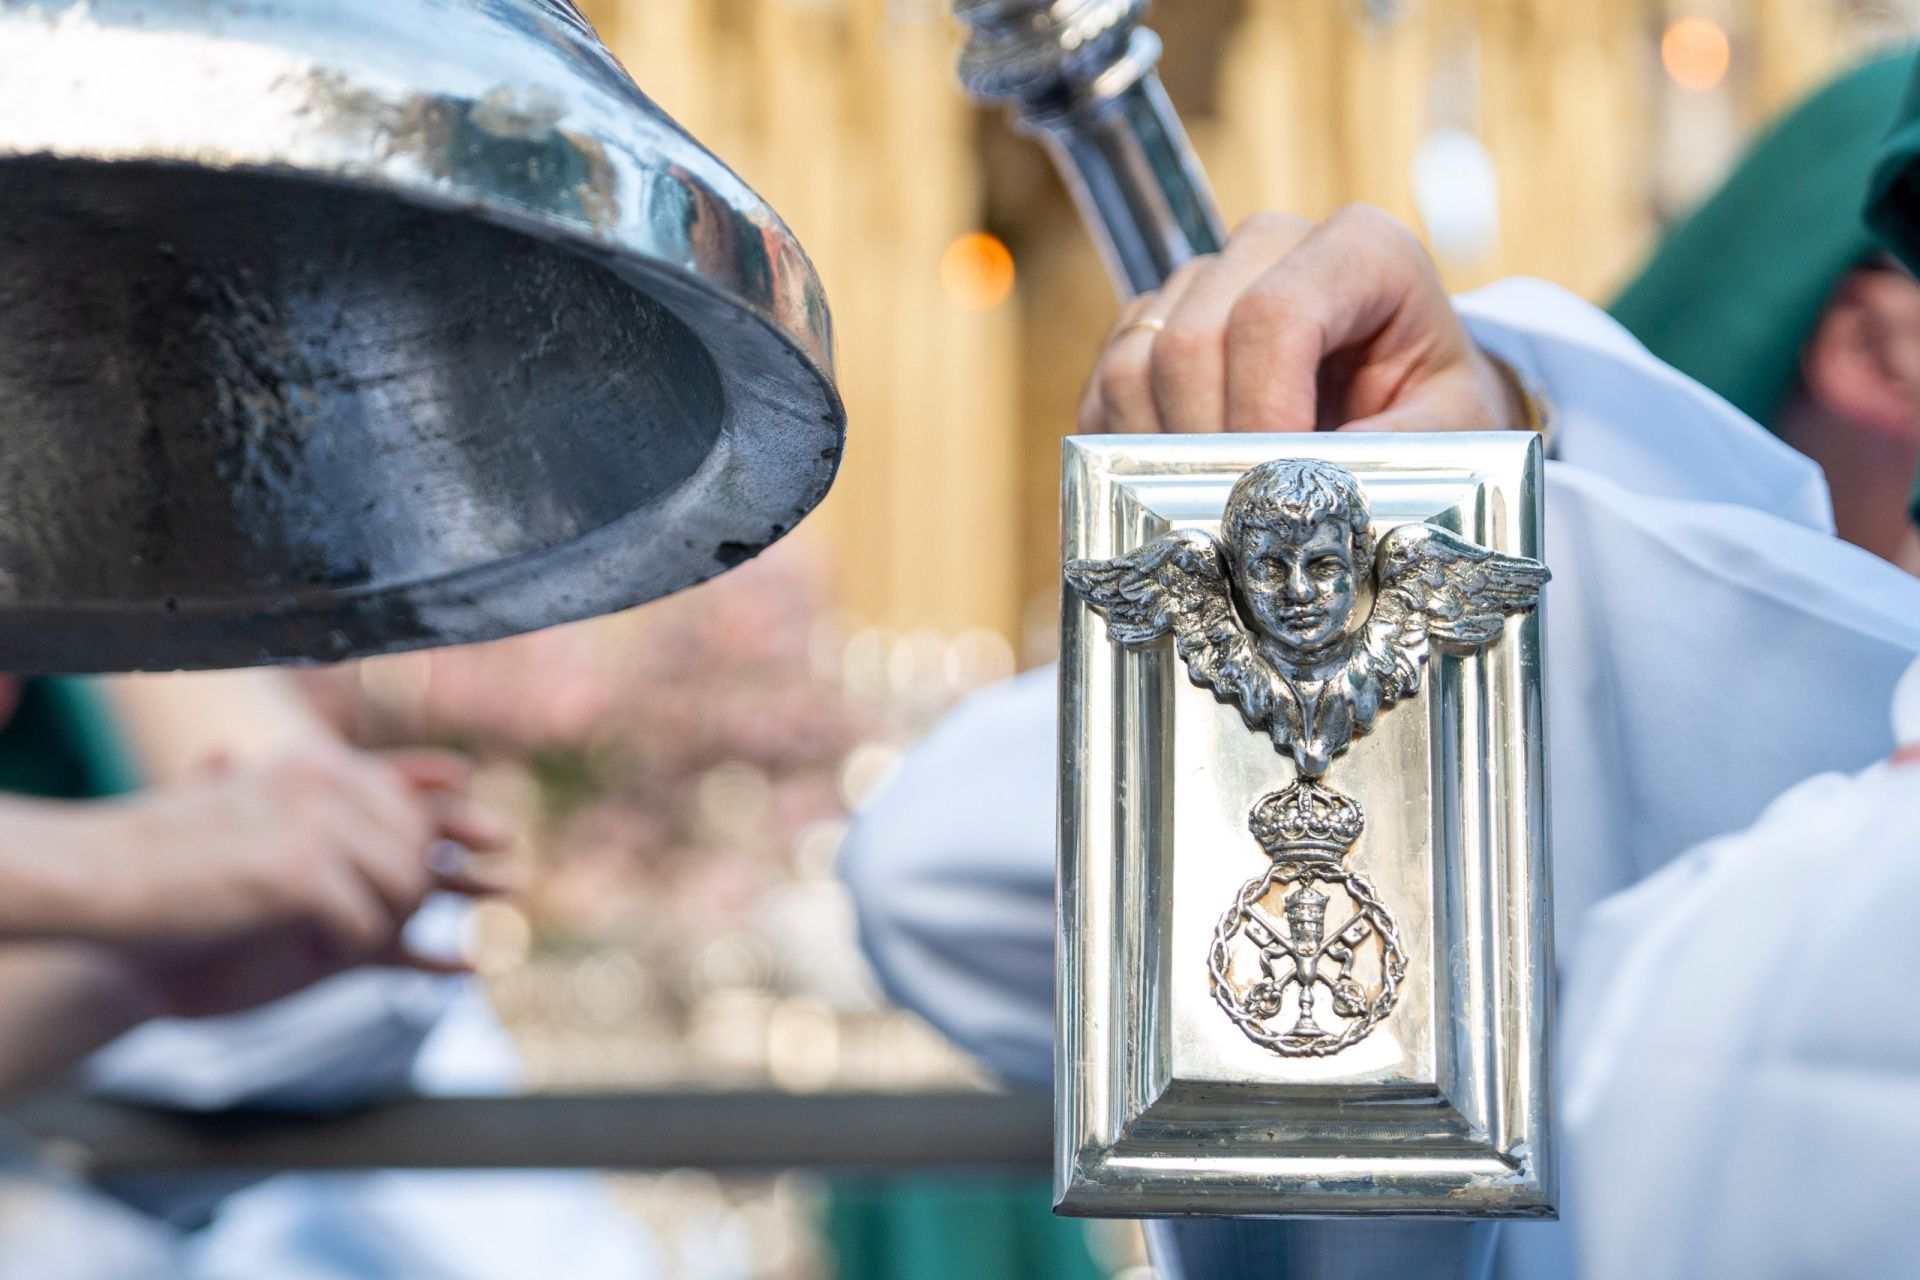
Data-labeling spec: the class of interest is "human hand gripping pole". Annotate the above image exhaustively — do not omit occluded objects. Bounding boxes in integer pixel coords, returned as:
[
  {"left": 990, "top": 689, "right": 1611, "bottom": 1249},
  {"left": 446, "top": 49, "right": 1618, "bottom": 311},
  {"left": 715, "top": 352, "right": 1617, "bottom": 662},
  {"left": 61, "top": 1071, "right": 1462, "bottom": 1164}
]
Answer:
[{"left": 949, "top": 1, "right": 1535, "bottom": 441}]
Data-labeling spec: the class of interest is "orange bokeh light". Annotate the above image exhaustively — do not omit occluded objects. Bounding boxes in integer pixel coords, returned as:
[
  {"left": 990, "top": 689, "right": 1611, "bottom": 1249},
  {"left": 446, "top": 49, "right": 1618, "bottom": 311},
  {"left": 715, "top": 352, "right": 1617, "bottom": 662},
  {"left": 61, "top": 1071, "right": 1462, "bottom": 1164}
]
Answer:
[
  {"left": 940, "top": 231, "right": 1016, "bottom": 311},
  {"left": 1662, "top": 17, "right": 1731, "bottom": 92}
]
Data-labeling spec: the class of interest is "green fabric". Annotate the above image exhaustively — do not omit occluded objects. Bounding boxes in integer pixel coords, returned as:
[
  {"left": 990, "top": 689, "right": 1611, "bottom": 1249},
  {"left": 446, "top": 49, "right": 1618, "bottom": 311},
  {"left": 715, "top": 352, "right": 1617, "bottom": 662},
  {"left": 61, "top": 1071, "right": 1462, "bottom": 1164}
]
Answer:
[
  {"left": 824, "top": 1176, "right": 1104, "bottom": 1280},
  {"left": 0, "top": 679, "right": 138, "bottom": 800},
  {"left": 1612, "top": 48, "right": 1916, "bottom": 430},
  {"left": 1866, "top": 53, "right": 1920, "bottom": 277},
  {"left": 1865, "top": 54, "right": 1920, "bottom": 522}
]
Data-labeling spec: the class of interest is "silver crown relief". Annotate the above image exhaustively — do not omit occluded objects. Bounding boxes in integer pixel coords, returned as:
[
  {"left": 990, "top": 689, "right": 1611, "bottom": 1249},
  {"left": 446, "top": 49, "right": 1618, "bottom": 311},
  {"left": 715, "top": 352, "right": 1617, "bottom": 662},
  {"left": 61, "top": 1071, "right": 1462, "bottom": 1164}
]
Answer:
[{"left": 1207, "top": 779, "right": 1408, "bottom": 1057}]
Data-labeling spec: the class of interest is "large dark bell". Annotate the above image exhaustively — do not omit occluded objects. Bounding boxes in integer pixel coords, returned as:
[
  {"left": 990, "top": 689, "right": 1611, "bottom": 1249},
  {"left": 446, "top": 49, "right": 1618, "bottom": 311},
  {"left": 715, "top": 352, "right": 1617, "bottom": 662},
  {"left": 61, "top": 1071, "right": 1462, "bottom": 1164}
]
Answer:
[{"left": 0, "top": 0, "right": 844, "bottom": 672}]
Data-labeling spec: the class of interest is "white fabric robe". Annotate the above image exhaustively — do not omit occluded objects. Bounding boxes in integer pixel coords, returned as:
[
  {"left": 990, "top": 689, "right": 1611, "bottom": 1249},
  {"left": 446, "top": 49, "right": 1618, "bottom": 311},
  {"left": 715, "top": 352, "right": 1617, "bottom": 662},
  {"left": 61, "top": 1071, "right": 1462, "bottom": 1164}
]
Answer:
[
  {"left": 1556, "top": 657, "right": 1920, "bottom": 1280},
  {"left": 22, "top": 909, "right": 662, "bottom": 1278},
  {"left": 840, "top": 278, "right": 1920, "bottom": 1279}
]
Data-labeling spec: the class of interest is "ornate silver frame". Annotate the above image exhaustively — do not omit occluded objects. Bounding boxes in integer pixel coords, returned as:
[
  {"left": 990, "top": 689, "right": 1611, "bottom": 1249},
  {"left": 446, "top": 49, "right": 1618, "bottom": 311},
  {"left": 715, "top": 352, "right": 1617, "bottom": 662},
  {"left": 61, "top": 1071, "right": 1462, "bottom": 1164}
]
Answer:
[{"left": 1057, "top": 432, "right": 1555, "bottom": 1218}]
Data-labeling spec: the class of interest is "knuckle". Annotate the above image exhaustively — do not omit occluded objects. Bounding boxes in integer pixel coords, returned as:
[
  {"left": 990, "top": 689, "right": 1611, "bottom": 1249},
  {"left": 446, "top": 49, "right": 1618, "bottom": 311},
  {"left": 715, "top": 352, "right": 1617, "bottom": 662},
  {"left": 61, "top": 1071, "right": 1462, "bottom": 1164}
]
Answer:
[
  {"left": 1233, "top": 210, "right": 1309, "bottom": 244},
  {"left": 349, "top": 753, "right": 405, "bottom": 793},
  {"left": 1328, "top": 200, "right": 1405, "bottom": 239},
  {"left": 281, "top": 748, "right": 355, "bottom": 792},
  {"left": 269, "top": 755, "right": 326, "bottom": 789},
  {"left": 1328, "top": 202, "right": 1418, "bottom": 250},
  {"left": 1226, "top": 285, "right": 1296, "bottom": 337},
  {"left": 290, "top": 837, "right": 336, "bottom": 883},
  {"left": 283, "top": 799, "right": 335, "bottom": 841},
  {"left": 1328, "top": 201, "right": 1389, "bottom": 228},
  {"left": 1232, "top": 287, "right": 1329, "bottom": 357},
  {"left": 1151, "top": 318, "right": 1214, "bottom": 369}
]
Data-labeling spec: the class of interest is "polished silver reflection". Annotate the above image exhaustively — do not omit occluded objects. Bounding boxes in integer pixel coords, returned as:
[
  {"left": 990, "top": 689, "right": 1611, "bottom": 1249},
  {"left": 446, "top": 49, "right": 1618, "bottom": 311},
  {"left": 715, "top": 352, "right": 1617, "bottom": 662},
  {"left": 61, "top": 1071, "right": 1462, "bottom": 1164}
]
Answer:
[
  {"left": 0, "top": 0, "right": 843, "bottom": 672},
  {"left": 1067, "top": 458, "right": 1546, "bottom": 1062},
  {"left": 1206, "top": 779, "right": 1409, "bottom": 1057},
  {"left": 950, "top": 0, "right": 1223, "bottom": 297},
  {"left": 1058, "top": 433, "right": 1554, "bottom": 1217},
  {"left": 1065, "top": 457, "right": 1549, "bottom": 778}
]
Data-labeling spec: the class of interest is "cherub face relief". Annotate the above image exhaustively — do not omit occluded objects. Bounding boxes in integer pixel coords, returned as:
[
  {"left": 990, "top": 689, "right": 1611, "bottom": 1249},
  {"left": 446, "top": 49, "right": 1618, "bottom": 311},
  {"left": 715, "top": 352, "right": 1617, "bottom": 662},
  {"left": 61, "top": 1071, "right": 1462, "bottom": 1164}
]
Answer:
[
  {"left": 1067, "top": 452, "right": 1545, "bottom": 775},
  {"left": 1238, "top": 519, "right": 1358, "bottom": 657}
]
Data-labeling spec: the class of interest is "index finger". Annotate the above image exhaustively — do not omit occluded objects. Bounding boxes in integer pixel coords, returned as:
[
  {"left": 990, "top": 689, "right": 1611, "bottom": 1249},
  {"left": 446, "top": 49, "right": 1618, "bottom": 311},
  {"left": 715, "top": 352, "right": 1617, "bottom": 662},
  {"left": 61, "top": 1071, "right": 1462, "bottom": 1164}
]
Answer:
[
  {"left": 1221, "top": 205, "right": 1432, "bottom": 433},
  {"left": 1149, "top": 212, "right": 1315, "bottom": 434},
  {"left": 1080, "top": 262, "right": 1207, "bottom": 435}
]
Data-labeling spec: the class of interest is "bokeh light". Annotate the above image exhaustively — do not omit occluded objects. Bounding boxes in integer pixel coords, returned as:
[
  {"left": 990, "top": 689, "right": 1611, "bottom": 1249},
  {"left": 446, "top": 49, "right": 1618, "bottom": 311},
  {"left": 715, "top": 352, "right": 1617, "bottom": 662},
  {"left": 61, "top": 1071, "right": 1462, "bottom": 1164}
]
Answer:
[
  {"left": 939, "top": 231, "right": 1016, "bottom": 310},
  {"left": 1662, "top": 17, "right": 1731, "bottom": 92},
  {"left": 466, "top": 900, "right": 533, "bottom": 976},
  {"left": 1412, "top": 126, "right": 1501, "bottom": 266}
]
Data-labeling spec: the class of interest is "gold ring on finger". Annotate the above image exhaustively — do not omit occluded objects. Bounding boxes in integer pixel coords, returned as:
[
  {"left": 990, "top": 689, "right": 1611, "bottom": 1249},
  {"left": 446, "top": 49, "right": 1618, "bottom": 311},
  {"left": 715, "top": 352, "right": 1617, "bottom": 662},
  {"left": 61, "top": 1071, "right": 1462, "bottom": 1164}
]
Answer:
[{"left": 1112, "top": 316, "right": 1166, "bottom": 343}]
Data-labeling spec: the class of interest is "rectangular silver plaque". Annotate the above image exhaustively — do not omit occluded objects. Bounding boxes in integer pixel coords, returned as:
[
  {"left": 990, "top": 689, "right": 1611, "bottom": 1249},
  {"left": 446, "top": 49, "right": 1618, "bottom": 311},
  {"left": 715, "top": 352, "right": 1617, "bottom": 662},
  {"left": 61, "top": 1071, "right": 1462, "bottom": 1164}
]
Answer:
[{"left": 1057, "top": 432, "right": 1554, "bottom": 1218}]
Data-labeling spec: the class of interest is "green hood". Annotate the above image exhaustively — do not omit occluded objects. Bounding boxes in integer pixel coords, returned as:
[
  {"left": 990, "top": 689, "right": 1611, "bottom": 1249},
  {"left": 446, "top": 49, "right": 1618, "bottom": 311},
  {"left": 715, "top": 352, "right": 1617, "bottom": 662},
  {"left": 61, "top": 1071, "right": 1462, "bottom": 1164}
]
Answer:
[
  {"left": 1613, "top": 48, "right": 1915, "bottom": 429},
  {"left": 1866, "top": 53, "right": 1920, "bottom": 276},
  {"left": 1864, "top": 53, "right": 1920, "bottom": 523}
]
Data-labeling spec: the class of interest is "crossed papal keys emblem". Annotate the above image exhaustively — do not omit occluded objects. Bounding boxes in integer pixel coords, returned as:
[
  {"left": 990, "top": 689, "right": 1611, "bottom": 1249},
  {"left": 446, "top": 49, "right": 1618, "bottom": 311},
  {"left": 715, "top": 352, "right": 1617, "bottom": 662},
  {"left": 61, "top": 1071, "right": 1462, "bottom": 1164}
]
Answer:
[{"left": 1066, "top": 458, "right": 1549, "bottom": 1057}]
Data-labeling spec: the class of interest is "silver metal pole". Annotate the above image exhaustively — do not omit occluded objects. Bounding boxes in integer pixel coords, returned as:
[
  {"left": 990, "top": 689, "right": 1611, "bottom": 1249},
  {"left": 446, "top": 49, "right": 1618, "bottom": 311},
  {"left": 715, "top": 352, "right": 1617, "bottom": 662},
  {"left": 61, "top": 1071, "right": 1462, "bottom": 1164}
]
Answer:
[{"left": 953, "top": 2, "right": 1225, "bottom": 298}]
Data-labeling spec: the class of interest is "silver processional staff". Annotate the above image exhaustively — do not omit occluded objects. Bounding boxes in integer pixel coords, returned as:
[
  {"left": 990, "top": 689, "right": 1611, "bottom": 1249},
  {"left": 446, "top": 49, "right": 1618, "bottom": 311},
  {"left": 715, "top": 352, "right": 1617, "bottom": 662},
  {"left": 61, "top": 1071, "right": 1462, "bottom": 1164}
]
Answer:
[{"left": 951, "top": 0, "right": 1225, "bottom": 298}]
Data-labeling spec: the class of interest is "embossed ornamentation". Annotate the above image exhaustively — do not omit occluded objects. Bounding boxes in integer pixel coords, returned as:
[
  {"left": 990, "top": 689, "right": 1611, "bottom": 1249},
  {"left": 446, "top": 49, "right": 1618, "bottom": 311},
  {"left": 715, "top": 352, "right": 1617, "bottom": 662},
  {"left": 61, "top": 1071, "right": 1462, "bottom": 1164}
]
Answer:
[
  {"left": 1066, "top": 457, "right": 1547, "bottom": 1057},
  {"left": 1208, "top": 780, "right": 1407, "bottom": 1056},
  {"left": 1064, "top": 457, "right": 1549, "bottom": 778}
]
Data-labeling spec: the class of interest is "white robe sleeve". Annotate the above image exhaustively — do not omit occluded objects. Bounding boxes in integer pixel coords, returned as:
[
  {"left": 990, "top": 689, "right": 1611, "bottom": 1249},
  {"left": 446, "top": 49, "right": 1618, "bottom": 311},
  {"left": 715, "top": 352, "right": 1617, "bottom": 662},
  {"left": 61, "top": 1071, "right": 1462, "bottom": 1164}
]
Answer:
[
  {"left": 1557, "top": 686, "right": 1920, "bottom": 1280},
  {"left": 841, "top": 666, "right": 1060, "bottom": 1087},
  {"left": 1531, "top": 463, "right": 1920, "bottom": 962},
  {"left": 1458, "top": 277, "right": 1834, "bottom": 527}
]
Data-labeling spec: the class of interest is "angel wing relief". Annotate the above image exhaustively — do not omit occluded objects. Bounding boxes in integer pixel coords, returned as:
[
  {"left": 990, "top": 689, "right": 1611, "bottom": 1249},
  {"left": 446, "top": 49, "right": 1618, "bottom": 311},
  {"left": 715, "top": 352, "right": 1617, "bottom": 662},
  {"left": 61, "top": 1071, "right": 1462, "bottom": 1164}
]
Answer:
[{"left": 1065, "top": 457, "right": 1548, "bottom": 1058}]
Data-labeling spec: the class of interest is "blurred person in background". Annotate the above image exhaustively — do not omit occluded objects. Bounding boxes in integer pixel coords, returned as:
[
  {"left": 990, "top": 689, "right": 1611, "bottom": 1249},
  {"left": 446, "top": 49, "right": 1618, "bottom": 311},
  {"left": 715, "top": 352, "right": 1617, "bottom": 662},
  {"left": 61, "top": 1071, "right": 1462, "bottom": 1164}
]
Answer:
[
  {"left": 843, "top": 48, "right": 1920, "bottom": 1280},
  {"left": 0, "top": 672, "right": 497, "bottom": 1096},
  {"left": 1612, "top": 47, "right": 1920, "bottom": 572},
  {"left": 0, "top": 671, "right": 658, "bottom": 1280},
  {"left": 1545, "top": 53, "right": 1920, "bottom": 1280}
]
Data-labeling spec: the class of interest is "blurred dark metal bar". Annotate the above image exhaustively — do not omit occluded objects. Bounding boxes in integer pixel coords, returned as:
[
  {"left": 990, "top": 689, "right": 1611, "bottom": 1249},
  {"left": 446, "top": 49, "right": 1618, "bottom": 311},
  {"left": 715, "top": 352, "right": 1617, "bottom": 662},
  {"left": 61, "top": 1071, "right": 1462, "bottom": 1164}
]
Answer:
[{"left": 8, "top": 1091, "right": 1052, "bottom": 1177}]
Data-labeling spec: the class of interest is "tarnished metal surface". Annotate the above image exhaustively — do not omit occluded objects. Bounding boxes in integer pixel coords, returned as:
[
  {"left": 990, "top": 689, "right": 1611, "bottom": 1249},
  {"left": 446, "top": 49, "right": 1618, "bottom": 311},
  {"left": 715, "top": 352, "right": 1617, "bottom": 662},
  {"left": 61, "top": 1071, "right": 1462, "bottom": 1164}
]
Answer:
[
  {"left": 0, "top": 0, "right": 844, "bottom": 671},
  {"left": 1057, "top": 432, "right": 1554, "bottom": 1217}
]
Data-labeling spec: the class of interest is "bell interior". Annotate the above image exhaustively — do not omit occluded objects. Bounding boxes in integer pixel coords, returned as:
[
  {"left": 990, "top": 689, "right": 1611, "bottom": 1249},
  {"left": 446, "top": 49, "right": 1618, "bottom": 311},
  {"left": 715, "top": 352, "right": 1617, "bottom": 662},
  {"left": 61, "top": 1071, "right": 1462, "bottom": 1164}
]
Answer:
[{"left": 0, "top": 157, "right": 723, "bottom": 619}]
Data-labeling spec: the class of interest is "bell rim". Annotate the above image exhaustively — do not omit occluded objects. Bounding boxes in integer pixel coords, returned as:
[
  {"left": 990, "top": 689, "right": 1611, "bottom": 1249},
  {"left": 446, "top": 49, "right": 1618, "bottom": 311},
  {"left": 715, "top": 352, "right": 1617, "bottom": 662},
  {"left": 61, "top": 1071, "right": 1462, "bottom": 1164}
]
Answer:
[
  {"left": 0, "top": 2, "right": 846, "bottom": 670},
  {"left": 0, "top": 153, "right": 845, "bottom": 672}
]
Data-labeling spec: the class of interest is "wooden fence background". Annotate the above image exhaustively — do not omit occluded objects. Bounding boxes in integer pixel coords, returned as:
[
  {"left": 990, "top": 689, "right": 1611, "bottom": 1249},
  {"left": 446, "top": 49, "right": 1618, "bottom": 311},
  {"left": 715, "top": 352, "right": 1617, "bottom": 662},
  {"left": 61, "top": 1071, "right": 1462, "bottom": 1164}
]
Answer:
[{"left": 582, "top": 0, "right": 1914, "bottom": 648}]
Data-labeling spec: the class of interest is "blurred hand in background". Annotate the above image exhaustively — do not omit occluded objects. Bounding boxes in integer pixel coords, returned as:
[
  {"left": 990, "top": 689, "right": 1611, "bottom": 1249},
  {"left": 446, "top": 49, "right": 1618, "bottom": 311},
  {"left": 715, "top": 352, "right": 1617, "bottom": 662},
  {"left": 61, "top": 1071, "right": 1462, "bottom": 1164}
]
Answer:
[
  {"left": 88, "top": 745, "right": 509, "bottom": 1019},
  {"left": 0, "top": 673, "right": 514, "bottom": 1092}
]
